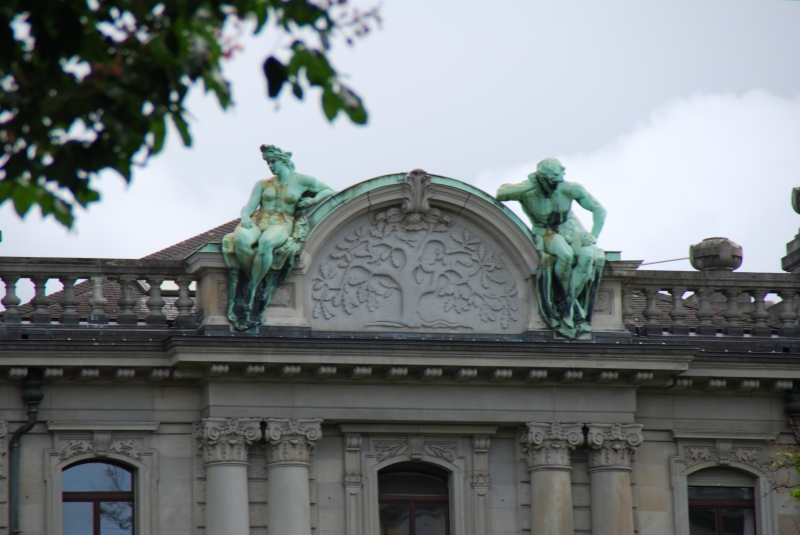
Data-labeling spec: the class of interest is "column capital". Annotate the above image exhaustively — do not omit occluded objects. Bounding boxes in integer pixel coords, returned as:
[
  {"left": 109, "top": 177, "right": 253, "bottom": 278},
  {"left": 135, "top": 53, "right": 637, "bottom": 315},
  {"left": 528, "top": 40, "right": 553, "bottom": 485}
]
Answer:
[
  {"left": 265, "top": 418, "right": 323, "bottom": 466},
  {"left": 521, "top": 422, "right": 584, "bottom": 471},
  {"left": 586, "top": 423, "right": 643, "bottom": 472},
  {"left": 196, "top": 417, "right": 262, "bottom": 466}
]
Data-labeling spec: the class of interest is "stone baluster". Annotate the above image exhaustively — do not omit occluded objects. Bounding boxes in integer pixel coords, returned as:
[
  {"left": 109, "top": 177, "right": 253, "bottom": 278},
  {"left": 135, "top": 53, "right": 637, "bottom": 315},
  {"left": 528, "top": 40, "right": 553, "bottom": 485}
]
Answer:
[
  {"left": 749, "top": 289, "right": 771, "bottom": 337},
  {"left": 174, "top": 276, "right": 196, "bottom": 328},
  {"left": 343, "top": 434, "right": 364, "bottom": 535},
  {"left": 778, "top": 291, "right": 799, "bottom": 337},
  {"left": 668, "top": 287, "right": 688, "bottom": 335},
  {"left": 521, "top": 422, "right": 584, "bottom": 535},
  {"left": 621, "top": 286, "right": 635, "bottom": 333},
  {"left": 145, "top": 277, "right": 166, "bottom": 325},
  {"left": 88, "top": 276, "right": 108, "bottom": 324},
  {"left": 31, "top": 276, "right": 52, "bottom": 324},
  {"left": 59, "top": 277, "right": 80, "bottom": 324},
  {"left": 471, "top": 436, "right": 491, "bottom": 535},
  {"left": 722, "top": 288, "right": 743, "bottom": 336},
  {"left": 1, "top": 276, "right": 22, "bottom": 324},
  {"left": 196, "top": 418, "right": 262, "bottom": 535},
  {"left": 116, "top": 276, "right": 138, "bottom": 325},
  {"left": 265, "top": 418, "right": 323, "bottom": 535},
  {"left": 586, "top": 423, "right": 643, "bottom": 535},
  {"left": 642, "top": 287, "right": 663, "bottom": 336},
  {"left": 695, "top": 287, "right": 716, "bottom": 335}
]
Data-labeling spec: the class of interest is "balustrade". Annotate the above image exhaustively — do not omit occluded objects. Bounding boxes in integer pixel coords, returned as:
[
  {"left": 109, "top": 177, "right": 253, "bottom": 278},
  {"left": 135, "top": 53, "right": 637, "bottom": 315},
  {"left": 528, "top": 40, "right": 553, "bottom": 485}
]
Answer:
[
  {"left": 0, "top": 258, "right": 196, "bottom": 328},
  {"left": 622, "top": 269, "right": 800, "bottom": 337}
]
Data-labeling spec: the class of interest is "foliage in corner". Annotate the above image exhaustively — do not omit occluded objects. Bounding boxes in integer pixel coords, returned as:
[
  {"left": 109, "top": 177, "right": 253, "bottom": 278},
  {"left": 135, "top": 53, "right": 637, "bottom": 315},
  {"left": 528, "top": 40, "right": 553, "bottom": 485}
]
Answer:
[
  {"left": 0, "top": 0, "right": 379, "bottom": 226},
  {"left": 771, "top": 445, "right": 800, "bottom": 500}
]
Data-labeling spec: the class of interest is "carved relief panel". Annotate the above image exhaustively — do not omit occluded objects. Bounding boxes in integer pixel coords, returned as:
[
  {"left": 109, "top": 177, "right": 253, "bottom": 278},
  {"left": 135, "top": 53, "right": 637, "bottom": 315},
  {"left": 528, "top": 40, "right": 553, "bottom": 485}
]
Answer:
[{"left": 307, "top": 172, "right": 529, "bottom": 333}]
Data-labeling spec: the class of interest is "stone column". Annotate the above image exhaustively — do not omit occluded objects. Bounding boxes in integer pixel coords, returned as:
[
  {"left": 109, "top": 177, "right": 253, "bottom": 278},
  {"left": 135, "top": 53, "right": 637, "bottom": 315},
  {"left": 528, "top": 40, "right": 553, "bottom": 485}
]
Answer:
[
  {"left": 586, "top": 423, "right": 643, "bottom": 535},
  {"left": 521, "top": 422, "right": 584, "bottom": 535},
  {"left": 265, "top": 418, "right": 323, "bottom": 535},
  {"left": 196, "top": 418, "right": 262, "bottom": 535}
]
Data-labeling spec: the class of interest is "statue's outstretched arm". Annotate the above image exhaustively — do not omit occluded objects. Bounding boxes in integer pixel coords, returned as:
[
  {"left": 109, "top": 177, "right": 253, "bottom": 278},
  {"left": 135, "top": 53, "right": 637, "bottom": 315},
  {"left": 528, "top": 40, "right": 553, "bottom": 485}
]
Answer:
[
  {"left": 239, "top": 180, "right": 264, "bottom": 229},
  {"left": 297, "top": 175, "right": 335, "bottom": 209},
  {"left": 570, "top": 183, "right": 606, "bottom": 239},
  {"left": 497, "top": 181, "right": 534, "bottom": 201}
]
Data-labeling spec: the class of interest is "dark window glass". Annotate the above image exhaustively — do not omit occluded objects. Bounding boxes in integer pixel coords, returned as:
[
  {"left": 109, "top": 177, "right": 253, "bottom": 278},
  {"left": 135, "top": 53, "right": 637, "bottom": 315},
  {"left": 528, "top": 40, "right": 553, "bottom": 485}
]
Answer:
[
  {"left": 688, "top": 485, "right": 756, "bottom": 535},
  {"left": 62, "top": 462, "right": 134, "bottom": 535},
  {"left": 378, "top": 463, "right": 449, "bottom": 535}
]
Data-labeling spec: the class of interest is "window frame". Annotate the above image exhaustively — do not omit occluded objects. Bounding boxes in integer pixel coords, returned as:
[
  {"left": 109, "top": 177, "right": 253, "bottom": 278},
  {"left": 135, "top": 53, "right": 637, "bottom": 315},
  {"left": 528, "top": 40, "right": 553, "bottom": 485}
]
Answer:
[
  {"left": 61, "top": 460, "right": 136, "bottom": 535},
  {"left": 378, "top": 463, "right": 451, "bottom": 535},
  {"left": 687, "top": 487, "right": 757, "bottom": 535}
]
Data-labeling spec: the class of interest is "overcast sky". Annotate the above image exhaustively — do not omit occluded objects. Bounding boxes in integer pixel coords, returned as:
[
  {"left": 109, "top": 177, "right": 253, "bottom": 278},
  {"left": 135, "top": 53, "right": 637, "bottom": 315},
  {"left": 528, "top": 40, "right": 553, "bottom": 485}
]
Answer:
[{"left": 3, "top": 0, "right": 800, "bottom": 285}]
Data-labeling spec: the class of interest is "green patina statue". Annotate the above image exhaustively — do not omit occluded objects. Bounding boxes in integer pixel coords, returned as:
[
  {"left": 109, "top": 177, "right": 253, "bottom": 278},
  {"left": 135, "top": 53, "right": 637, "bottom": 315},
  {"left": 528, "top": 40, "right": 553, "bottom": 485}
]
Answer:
[
  {"left": 222, "top": 145, "right": 335, "bottom": 330},
  {"left": 497, "top": 158, "right": 606, "bottom": 338}
]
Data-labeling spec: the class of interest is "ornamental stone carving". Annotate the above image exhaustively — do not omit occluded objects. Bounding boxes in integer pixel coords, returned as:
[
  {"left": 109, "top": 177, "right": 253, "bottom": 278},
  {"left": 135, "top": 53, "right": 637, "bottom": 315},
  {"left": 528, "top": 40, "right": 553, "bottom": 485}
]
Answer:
[
  {"left": 586, "top": 423, "right": 643, "bottom": 471},
  {"left": 196, "top": 418, "right": 262, "bottom": 465},
  {"left": 471, "top": 436, "right": 491, "bottom": 487},
  {"left": 520, "top": 422, "right": 584, "bottom": 470},
  {"left": 59, "top": 439, "right": 94, "bottom": 459},
  {"left": 58, "top": 436, "right": 145, "bottom": 461},
  {"left": 309, "top": 170, "right": 525, "bottom": 334},
  {"left": 265, "top": 418, "right": 322, "bottom": 466},
  {"left": 373, "top": 437, "right": 458, "bottom": 463},
  {"left": 681, "top": 443, "right": 764, "bottom": 470}
]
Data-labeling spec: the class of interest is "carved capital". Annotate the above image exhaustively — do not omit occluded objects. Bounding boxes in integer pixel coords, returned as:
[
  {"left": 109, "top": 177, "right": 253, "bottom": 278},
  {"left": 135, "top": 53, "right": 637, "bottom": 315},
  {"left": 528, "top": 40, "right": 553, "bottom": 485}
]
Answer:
[
  {"left": 586, "top": 423, "right": 643, "bottom": 472},
  {"left": 471, "top": 435, "right": 491, "bottom": 487},
  {"left": 521, "top": 422, "right": 584, "bottom": 471},
  {"left": 265, "top": 418, "right": 322, "bottom": 466},
  {"left": 196, "top": 417, "right": 262, "bottom": 466},
  {"left": 343, "top": 433, "right": 363, "bottom": 484}
]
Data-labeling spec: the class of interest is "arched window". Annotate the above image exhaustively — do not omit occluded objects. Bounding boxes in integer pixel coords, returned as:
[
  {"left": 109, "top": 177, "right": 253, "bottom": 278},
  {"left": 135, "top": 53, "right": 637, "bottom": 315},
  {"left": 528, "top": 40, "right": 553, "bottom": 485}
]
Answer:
[
  {"left": 378, "top": 462, "right": 450, "bottom": 535},
  {"left": 688, "top": 467, "right": 756, "bottom": 535},
  {"left": 62, "top": 461, "right": 134, "bottom": 535}
]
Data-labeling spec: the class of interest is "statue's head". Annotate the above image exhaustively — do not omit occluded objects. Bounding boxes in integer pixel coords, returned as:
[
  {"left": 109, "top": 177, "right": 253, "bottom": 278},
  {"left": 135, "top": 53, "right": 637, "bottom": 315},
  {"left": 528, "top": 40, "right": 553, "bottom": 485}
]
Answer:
[
  {"left": 260, "top": 144, "right": 296, "bottom": 172},
  {"left": 528, "top": 158, "right": 565, "bottom": 197}
]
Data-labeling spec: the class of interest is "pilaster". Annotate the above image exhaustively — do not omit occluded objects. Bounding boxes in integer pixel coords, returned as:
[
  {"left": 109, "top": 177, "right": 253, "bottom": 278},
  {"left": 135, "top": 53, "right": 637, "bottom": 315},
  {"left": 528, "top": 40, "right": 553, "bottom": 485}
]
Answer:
[
  {"left": 343, "top": 434, "right": 364, "bottom": 535},
  {"left": 471, "top": 436, "right": 491, "bottom": 535},
  {"left": 521, "top": 422, "right": 584, "bottom": 535},
  {"left": 586, "top": 423, "right": 643, "bottom": 535}
]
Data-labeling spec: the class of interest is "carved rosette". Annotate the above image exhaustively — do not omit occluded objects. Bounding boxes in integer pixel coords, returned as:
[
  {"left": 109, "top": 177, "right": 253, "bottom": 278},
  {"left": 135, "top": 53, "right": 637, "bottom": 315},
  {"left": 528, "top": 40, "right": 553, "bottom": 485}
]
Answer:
[
  {"left": 265, "top": 418, "right": 322, "bottom": 466},
  {"left": 521, "top": 422, "right": 584, "bottom": 471},
  {"left": 586, "top": 423, "right": 643, "bottom": 472},
  {"left": 196, "top": 417, "right": 262, "bottom": 466}
]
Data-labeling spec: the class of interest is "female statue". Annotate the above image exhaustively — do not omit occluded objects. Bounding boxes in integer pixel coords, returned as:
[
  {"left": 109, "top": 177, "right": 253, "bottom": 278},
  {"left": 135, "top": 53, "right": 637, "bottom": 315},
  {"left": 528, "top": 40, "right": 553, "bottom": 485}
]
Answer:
[{"left": 222, "top": 145, "right": 335, "bottom": 330}]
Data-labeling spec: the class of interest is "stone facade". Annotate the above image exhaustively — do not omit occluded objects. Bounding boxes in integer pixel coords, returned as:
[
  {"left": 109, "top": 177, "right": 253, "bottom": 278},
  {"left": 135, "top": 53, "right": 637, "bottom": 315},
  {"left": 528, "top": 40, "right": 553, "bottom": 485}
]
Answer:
[{"left": 0, "top": 173, "right": 799, "bottom": 534}]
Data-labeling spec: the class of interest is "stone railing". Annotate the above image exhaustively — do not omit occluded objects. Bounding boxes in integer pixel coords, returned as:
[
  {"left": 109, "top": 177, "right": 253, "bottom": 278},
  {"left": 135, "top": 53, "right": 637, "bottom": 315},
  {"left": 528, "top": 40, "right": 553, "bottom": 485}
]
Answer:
[
  {"left": 622, "top": 269, "right": 800, "bottom": 337},
  {"left": 0, "top": 257, "right": 196, "bottom": 327}
]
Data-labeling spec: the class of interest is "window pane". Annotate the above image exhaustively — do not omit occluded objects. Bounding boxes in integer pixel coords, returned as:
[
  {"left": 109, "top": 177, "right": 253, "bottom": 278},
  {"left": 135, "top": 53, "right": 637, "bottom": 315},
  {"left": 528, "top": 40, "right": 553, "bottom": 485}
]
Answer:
[
  {"left": 100, "top": 502, "right": 133, "bottom": 535},
  {"left": 688, "top": 486, "right": 753, "bottom": 500},
  {"left": 379, "top": 473, "right": 447, "bottom": 496},
  {"left": 689, "top": 507, "right": 718, "bottom": 535},
  {"left": 63, "top": 501, "right": 93, "bottom": 535},
  {"left": 379, "top": 503, "right": 410, "bottom": 535},
  {"left": 722, "top": 508, "right": 756, "bottom": 535},
  {"left": 63, "top": 463, "right": 133, "bottom": 492},
  {"left": 415, "top": 503, "right": 447, "bottom": 535}
]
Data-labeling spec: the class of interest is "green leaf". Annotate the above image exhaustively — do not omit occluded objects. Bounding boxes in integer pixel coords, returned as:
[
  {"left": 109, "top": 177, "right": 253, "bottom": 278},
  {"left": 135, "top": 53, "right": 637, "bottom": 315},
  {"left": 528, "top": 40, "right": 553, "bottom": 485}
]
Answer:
[
  {"left": 321, "top": 88, "right": 339, "bottom": 121},
  {"left": 150, "top": 116, "right": 166, "bottom": 155},
  {"left": 171, "top": 112, "right": 192, "bottom": 147},
  {"left": 263, "top": 57, "right": 288, "bottom": 99}
]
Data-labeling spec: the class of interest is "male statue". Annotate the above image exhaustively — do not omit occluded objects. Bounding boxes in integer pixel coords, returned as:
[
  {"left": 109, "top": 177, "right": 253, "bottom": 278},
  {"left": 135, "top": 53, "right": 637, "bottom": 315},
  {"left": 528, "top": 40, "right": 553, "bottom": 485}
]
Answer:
[{"left": 497, "top": 158, "right": 606, "bottom": 338}]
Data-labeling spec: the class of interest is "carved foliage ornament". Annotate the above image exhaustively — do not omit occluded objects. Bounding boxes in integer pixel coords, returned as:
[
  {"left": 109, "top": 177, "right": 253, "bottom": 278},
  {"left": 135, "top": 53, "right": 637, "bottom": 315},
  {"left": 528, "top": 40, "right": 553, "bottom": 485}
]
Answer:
[
  {"left": 311, "top": 169, "right": 520, "bottom": 332},
  {"left": 196, "top": 417, "right": 262, "bottom": 465},
  {"left": 374, "top": 437, "right": 458, "bottom": 463},
  {"left": 521, "top": 422, "right": 584, "bottom": 469},
  {"left": 265, "top": 418, "right": 322, "bottom": 466},
  {"left": 59, "top": 437, "right": 144, "bottom": 461},
  {"left": 587, "top": 423, "right": 643, "bottom": 470},
  {"left": 682, "top": 443, "right": 764, "bottom": 470}
]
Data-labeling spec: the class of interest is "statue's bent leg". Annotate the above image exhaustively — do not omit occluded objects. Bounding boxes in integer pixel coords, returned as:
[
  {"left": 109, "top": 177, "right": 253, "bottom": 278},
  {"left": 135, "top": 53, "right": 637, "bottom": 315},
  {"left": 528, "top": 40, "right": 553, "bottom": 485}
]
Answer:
[
  {"left": 570, "top": 247, "right": 596, "bottom": 299},
  {"left": 545, "top": 234, "right": 575, "bottom": 293},
  {"left": 249, "top": 226, "right": 290, "bottom": 309},
  {"left": 232, "top": 227, "right": 261, "bottom": 276}
]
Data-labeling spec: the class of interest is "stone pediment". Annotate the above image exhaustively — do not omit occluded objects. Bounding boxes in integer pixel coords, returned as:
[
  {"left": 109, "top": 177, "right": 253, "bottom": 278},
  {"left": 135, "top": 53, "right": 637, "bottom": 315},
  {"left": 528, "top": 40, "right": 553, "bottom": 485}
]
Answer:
[{"left": 296, "top": 171, "right": 540, "bottom": 334}]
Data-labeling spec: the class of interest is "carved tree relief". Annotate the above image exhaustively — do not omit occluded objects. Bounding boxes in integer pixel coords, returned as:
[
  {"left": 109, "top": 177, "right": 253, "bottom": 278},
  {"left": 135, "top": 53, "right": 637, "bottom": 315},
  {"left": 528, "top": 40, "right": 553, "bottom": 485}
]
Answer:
[{"left": 311, "top": 170, "right": 521, "bottom": 332}]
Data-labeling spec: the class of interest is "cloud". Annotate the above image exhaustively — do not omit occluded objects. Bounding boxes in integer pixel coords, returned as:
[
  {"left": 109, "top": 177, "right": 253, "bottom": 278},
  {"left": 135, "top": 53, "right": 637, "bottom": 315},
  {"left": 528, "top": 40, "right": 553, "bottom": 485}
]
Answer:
[{"left": 474, "top": 90, "right": 800, "bottom": 273}]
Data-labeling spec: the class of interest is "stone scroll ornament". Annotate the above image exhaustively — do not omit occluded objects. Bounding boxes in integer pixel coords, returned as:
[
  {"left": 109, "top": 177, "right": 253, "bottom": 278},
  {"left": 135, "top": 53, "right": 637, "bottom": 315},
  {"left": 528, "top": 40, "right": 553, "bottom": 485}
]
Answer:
[
  {"left": 311, "top": 169, "right": 520, "bottom": 331},
  {"left": 497, "top": 158, "right": 607, "bottom": 338},
  {"left": 222, "top": 145, "right": 335, "bottom": 330}
]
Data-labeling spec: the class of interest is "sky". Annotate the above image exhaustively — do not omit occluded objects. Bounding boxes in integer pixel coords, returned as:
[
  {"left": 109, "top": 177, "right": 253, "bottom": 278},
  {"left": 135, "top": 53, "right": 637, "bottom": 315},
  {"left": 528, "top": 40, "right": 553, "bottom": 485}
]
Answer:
[{"left": 3, "top": 0, "right": 800, "bottom": 297}]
